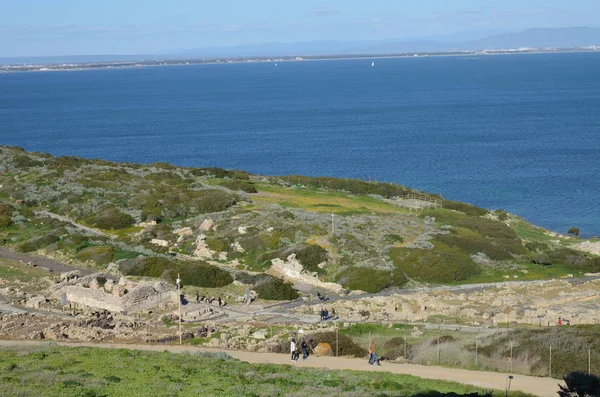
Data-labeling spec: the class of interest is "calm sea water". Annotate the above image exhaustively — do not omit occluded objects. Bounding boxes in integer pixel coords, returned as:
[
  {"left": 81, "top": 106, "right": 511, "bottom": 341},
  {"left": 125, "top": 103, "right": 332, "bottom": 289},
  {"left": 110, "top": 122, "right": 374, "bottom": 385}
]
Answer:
[{"left": 1, "top": 53, "right": 599, "bottom": 236}]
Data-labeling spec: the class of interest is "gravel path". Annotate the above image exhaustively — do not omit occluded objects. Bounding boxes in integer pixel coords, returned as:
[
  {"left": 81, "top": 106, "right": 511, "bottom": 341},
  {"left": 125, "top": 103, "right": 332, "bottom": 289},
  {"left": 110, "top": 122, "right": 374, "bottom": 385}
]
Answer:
[{"left": 0, "top": 340, "right": 563, "bottom": 396}]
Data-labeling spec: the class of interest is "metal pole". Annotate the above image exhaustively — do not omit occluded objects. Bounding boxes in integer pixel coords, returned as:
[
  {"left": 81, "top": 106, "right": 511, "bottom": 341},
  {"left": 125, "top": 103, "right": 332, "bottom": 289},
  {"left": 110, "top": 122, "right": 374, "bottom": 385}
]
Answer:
[
  {"left": 177, "top": 273, "right": 182, "bottom": 345},
  {"left": 437, "top": 336, "right": 440, "bottom": 364}
]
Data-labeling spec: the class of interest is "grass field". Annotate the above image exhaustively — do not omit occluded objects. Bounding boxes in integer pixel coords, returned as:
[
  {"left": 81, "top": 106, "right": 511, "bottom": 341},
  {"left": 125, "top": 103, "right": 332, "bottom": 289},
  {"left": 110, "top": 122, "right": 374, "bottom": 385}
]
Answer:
[
  {"left": 0, "top": 345, "right": 533, "bottom": 397},
  {"left": 253, "top": 183, "right": 408, "bottom": 214}
]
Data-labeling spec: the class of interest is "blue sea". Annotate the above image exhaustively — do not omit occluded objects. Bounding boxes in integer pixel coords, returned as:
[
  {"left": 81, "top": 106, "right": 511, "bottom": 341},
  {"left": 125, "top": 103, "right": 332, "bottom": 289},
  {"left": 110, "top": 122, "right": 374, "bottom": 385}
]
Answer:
[{"left": 1, "top": 53, "right": 599, "bottom": 237}]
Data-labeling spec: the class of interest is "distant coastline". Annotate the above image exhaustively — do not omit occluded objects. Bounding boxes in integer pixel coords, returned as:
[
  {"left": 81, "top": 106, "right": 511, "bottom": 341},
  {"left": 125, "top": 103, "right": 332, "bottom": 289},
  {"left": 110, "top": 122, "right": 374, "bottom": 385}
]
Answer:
[{"left": 1, "top": 47, "right": 599, "bottom": 73}]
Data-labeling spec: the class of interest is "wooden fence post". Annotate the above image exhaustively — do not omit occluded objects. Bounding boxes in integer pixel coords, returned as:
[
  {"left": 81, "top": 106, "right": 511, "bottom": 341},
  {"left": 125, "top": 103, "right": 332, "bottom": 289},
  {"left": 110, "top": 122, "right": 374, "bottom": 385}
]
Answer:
[
  {"left": 549, "top": 345, "right": 552, "bottom": 377},
  {"left": 475, "top": 337, "right": 478, "bottom": 368}
]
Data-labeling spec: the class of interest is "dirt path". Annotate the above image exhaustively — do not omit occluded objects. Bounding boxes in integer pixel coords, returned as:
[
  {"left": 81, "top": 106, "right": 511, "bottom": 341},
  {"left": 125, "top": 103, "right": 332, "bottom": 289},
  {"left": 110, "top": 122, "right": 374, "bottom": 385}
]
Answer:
[
  {"left": 0, "top": 340, "right": 563, "bottom": 396},
  {"left": 0, "top": 246, "right": 94, "bottom": 276},
  {"left": 35, "top": 210, "right": 112, "bottom": 238}
]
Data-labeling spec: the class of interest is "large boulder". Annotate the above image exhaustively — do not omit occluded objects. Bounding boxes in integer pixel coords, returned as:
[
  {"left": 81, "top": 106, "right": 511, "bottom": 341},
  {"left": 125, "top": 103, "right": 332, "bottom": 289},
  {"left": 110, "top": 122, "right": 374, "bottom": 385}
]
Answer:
[{"left": 314, "top": 342, "right": 333, "bottom": 357}]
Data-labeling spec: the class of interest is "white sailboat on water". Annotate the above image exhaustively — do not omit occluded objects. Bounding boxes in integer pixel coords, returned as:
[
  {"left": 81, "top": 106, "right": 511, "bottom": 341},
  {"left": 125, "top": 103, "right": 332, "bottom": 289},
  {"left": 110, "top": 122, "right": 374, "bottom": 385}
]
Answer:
[{"left": 371, "top": 61, "right": 375, "bottom": 67}]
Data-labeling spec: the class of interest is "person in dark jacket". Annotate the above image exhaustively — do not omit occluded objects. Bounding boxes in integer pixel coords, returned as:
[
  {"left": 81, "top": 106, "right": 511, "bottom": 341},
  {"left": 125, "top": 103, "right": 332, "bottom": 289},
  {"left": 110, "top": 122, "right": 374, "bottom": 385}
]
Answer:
[{"left": 301, "top": 340, "right": 309, "bottom": 361}]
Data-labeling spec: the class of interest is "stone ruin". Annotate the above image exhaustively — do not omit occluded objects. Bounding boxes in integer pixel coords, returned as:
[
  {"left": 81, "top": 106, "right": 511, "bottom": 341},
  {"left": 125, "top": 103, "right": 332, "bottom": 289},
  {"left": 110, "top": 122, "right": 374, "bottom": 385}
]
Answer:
[{"left": 52, "top": 272, "right": 178, "bottom": 314}]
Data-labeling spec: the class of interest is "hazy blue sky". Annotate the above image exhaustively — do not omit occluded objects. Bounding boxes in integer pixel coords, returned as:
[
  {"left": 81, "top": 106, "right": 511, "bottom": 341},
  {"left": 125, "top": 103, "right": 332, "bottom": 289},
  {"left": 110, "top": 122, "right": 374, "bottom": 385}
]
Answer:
[{"left": 1, "top": 0, "right": 599, "bottom": 57}]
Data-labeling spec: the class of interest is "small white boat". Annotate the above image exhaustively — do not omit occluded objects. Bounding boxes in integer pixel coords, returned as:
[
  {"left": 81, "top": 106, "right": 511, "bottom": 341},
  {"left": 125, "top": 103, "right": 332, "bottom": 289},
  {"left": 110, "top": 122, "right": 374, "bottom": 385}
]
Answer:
[{"left": 371, "top": 61, "right": 375, "bottom": 67}]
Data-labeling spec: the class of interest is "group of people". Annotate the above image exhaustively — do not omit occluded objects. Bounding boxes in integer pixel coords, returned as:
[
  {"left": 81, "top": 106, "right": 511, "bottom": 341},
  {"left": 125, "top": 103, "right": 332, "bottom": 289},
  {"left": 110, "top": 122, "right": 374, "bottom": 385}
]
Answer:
[
  {"left": 319, "top": 307, "right": 337, "bottom": 321},
  {"left": 558, "top": 316, "right": 571, "bottom": 326},
  {"left": 196, "top": 292, "right": 227, "bottom": 307},
  {"left": 288, "top": 338, "right": 381, "bottom": 367},
  {"left": 290, "top": 338, "right": 310, "bottom": 362}
]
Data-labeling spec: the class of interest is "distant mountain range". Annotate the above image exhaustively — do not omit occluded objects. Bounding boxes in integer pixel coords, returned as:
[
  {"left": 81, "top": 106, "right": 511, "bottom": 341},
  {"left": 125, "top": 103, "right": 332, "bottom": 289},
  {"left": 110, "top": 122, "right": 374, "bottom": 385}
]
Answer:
[
  {"left": 2, "top": 27, "right": 600, "bottom": 65},
  {"left": 181, "top": 27, "right": 600, "bottom": 58}
]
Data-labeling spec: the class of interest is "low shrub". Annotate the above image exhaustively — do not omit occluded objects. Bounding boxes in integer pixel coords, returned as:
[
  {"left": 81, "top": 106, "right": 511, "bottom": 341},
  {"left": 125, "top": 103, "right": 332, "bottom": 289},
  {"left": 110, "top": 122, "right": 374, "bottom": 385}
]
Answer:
[
  {"left": 0, "top": 203, "right": 14, "bottom": 216},
  {"left": 295, "top": 244, "right": 328, "bottom": 273},
  {"left": 220, "top": 180, "right": 257, "bottom": 193},
  {"left": 12, "top": 154, "right": 43, "bottom": 168},
  {"left": 390, "top": 243, "right": 480, "bottom": 283},
  {"left": 457, "top": 216, "right": 518, "bottom": 240},
  {"left": 85, "top": 206, "right": 135, "bottom": 230},
  {"left": 435, "top": 234, "right": 525, "bottom": 261},
  {"left": 276, "top": 175, "right": 427, "bottom": 199},
  {"left": 194, "top": 190, "right": 236, "bottom": 213},
  {"left": 76, "top": 246, "right": 115, "bottom": 266},
  {"left": 525, "top": 241, "right": 549, "bottom": 253},
  {"left": 163, "top": 262, "right": 233, "bottom": 288},
  {"left": 337, "top": 267, "right": 406, "bottom": 293},
  {"left": 119, "top": 257, "right": 176, "bottom": 277},
  {"left": 15, "top": 234, "right": 59, "bottom": 253},
  {"left": 495, "top": 209, "right": 509, "bottom": 222},
  {"left": 253, "top": 278, "right": 299, "bottom": 300},
  {"left": 420, "top": 209, "right": 468, "bottom": 225},
  {"left": 442, "top": 200, "right": 489, "bottom": 216},
  {"left": 0, "top": 214, "right": 12, "bottom": 229},
  {"left": 234, "top": 272, "right": 276, "bottom": 285},
  {"left": 205, "top": 237, "right": 229, "bottom": 252},
  {"left": 383, "top": 234, "right": 404, "bottom": 244},
  {"left": 559, "top": 372, "right": 600, "bottom": 397}
]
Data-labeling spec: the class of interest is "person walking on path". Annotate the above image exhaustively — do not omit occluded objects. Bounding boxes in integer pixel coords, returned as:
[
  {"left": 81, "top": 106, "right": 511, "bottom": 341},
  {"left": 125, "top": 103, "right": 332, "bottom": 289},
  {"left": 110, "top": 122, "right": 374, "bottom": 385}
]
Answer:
[
  {"left": 301, "top": 340, "right": 309, "bottom": 361},
  {"left": 290, "top": 338, "right": 298, "bottom": 362},
  {"left": 368, "top": 342, "right": 381, "bottom": 366}
]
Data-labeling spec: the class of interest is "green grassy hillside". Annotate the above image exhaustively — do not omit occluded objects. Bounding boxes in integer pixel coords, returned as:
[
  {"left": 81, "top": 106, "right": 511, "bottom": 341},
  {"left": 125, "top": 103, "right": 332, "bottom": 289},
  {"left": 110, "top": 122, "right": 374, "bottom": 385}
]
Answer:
[
  {"left": 0, "top": 345, "right": 532, "bottom": 397},
  {"left": 0, "top": 145, "right": 597, "bottom": 294}
]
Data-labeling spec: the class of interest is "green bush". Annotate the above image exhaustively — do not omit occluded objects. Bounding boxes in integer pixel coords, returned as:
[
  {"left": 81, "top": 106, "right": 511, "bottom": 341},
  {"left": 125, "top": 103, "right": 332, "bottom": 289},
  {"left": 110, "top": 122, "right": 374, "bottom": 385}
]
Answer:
[
  {"left": 0, "top": 214, "right": 12, "bottom": 229},
  {"left": 390, "top": 243, "right": 480, "bottom": 283},
  {"left": 205, "top": 237, "right": 229, "bottom": 252},
  {"left": 253, "top": 278, "right": 299, "bottom": 300},
  {"left": 194, "top": 190, "right": 236, "bottom": 213},
  {"left": 12, "top": 154, "right": 43, "bottom": 168},
  {"left": 15, "top": 234, "right": 60, "bottom": 253},
  {"left": 458, "top": 216, "right": 518, "bottom": 240},
  {"left": 76, "top": 246, "right": 115, "bottom": 265},
  {"left": 420, "top": 209, "right": 468, "bottom": 225},
  {"left": 163, "top": 262, "right": 233, "bottom": 288},
  {"left": 525, "top": 241, "right": 549, "bottom": 253},
  {"left": 559, "top": 372, "right": 600, "bottom": 397},
  {"left": 139, "top": 196, "right": 163, "bottom": 219},
  {"left": 495, "top": 209, "right": 509, "bottom": 222},
  {"left": 0, "top": 203, "right": 14, "bottom": 216},
  {"left": 568, "top": 227, "right": 581, "bottom": 237},
  {"left": 261, "top": 226, "right": 296, "bottom": 249},
  {"left": 295, "top": 244, "right": 328, "bottom": 273},
  {"left": 234, "top": 272, "right": 276, "bottom": 285},
  {"left": 383, "top": 234, "right": 404, "bottom": 244},
  {"left": 119, "top": 257, "right": 176, "bottom": 277},
  {"left": 442, "top": 200, "right": 489, "bottom": 216},
  {"left": 435, "top": 234, "right": 525, "bottom": 261},
  {"left": 85, "top": 206, "right": 135, "bottom": 230},
  {"left": 277, "top": 175, "right": 431, "bottom": 200},
  {"left": 220, "top": 180, "right": 257, "bottom": 193},
  {"left": 337, "top": 267, "right": 407, "bottom": 293}
]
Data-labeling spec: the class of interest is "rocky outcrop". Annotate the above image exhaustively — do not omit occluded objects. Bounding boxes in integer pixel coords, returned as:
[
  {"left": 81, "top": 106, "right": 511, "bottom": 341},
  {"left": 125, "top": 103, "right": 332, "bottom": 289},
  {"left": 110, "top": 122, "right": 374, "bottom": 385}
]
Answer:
[{"left": 268, "top": 254, "right": 343, "bottom": 293}]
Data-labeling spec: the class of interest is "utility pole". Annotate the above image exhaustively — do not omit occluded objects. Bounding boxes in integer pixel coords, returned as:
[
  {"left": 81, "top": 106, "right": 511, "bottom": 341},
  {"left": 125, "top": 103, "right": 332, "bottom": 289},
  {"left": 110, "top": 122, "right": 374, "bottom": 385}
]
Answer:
[{"left": 177, "top": 274, "right": 182, "bottom": 345}]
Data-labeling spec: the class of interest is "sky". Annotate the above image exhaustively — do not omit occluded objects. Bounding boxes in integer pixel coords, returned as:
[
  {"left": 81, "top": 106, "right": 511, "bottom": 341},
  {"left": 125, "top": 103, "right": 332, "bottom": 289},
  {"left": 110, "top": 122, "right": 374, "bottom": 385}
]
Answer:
[{"left": 1, "top": 0, "right": 600, "bottom": 57}]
